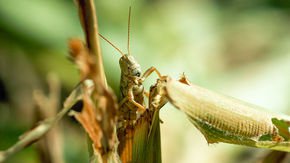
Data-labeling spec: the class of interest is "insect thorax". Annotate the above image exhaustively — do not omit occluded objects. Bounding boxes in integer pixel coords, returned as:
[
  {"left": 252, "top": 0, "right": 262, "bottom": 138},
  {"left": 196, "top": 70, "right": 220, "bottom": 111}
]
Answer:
[
  {"left": 119, "top": 77, "right": 144, "bottom": 122},
  {"left": 119, "top": 55, "right": 145, "bottom": 122}
]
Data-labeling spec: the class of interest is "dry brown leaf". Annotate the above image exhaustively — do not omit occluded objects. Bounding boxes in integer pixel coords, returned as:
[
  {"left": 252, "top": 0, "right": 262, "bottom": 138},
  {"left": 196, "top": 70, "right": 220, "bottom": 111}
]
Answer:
[{"left": 68, "top": 38, "right": 118, "bottom": 157}]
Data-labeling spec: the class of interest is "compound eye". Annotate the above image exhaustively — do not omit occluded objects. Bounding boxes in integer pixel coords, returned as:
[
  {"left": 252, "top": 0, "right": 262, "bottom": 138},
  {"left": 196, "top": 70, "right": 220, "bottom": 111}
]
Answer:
[{"left": 132, "top": 69, "right": 141, "bottom": 77}]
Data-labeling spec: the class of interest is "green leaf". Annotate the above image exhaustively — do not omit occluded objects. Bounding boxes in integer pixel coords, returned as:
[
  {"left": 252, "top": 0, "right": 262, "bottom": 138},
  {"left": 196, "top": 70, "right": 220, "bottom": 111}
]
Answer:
[
  {"left": 258, "top": 134, "right": 273, "bottom": 141},
  {"left": 146, "top": 111, "right": 162, "bottom": 163},
  {"left": 272, "top": 118, "right": 290, "bottom": 141}
]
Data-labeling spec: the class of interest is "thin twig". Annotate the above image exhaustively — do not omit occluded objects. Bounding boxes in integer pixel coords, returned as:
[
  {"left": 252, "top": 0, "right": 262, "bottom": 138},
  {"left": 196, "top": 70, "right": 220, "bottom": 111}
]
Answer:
[
  {"left": 0, "top": 109, "right": 66, "bottom": 163},
  {"left": 0, "top": 81, "right": 82, "bottom": 163},
  {"left": 34, "top": 74, "right": 64, "bottom": 163}
]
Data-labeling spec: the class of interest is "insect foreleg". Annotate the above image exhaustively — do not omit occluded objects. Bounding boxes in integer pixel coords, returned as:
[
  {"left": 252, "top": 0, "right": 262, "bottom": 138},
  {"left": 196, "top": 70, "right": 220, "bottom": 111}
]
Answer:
[
  {"left": 127, "top": 85, "right": 146, "bottom": 113},
  {"left": 144, "top": 91, "right": 149, "bottom": 98},
  {"left": 119, "top": 84, "right": 146, "bottom": 113},
  {"left": 140, "top": 66, "right": 162, "bottom": 82}
]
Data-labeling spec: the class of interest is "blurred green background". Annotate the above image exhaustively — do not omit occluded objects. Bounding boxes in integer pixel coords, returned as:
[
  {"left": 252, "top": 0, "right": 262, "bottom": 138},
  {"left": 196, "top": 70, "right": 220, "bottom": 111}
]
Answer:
[{"left": 0, "top": 0, "right": 290, "bottom": 162}]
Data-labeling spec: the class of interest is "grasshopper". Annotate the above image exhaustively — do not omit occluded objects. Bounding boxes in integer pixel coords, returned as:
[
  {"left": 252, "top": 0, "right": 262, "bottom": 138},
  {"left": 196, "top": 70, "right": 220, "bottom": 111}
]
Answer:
[{"left": 99, "top": 7, "right": 162, "bottom": 162}]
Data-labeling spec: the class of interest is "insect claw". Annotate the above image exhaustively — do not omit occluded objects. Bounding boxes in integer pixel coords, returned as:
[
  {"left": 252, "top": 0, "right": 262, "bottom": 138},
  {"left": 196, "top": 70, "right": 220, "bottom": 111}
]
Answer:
[
  {"left": 133, "top": 79, "right": 139, "bottom": 85},
  {"left": 136, "top": 107, "right": 146, "bottom": 115},
  {"left": 144, "top": 91, "right": 149, "bottom": 98}
]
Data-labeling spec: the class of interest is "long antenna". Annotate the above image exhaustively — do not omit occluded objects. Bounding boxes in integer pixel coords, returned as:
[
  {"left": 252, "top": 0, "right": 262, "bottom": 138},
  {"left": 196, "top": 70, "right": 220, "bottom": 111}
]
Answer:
[
  {"left": 127, "top": 6, "right": 131, "bottom": 55},
  {"left": 98, "top": 33, "right": 125, "bottom": 56}
]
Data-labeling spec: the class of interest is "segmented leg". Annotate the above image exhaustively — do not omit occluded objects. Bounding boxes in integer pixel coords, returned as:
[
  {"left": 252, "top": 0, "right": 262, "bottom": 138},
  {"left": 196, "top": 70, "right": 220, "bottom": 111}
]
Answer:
[
  {"left": 144, "top": 91, "right": 149, "bottom": 98},
  {"left": 119, "top": 85, "right": 146, "bottom": 113},
  {"left": 140, "top": 66, "right": 162, "bottom": 82},
  {"left": 119, "top": 67, "right": 162, "bottom": 117}
]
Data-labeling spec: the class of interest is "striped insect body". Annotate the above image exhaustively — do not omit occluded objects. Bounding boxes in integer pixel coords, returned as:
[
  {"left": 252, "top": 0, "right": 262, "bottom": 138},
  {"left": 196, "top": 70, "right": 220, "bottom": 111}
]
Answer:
[{"left": 99, "top": 7, "right": 163, "bottom": 162}]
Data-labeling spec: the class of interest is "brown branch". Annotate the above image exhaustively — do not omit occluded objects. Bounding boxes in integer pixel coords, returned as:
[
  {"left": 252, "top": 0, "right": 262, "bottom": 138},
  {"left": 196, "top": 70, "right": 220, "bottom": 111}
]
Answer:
[
  {"left": 0, "top": 109, "right": 66, "bottom": 163},
  {"left": 0, "top": 78, "right": 83, "bottom": 163},
  {"left": 76, "top": 0, "right": 107, "bottom": 88},
  {"left": 72, "top": 1, "right": 120, "bottom": 162},
  {"left": 34, "top": 74, "right": 64, "bottom": 163}
]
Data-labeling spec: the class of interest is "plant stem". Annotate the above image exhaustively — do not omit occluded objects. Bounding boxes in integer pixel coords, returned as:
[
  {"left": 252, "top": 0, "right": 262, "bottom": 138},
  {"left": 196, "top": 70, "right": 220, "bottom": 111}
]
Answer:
[{"left": 76, "top": 0, "right": 107, "bottom": 88}]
